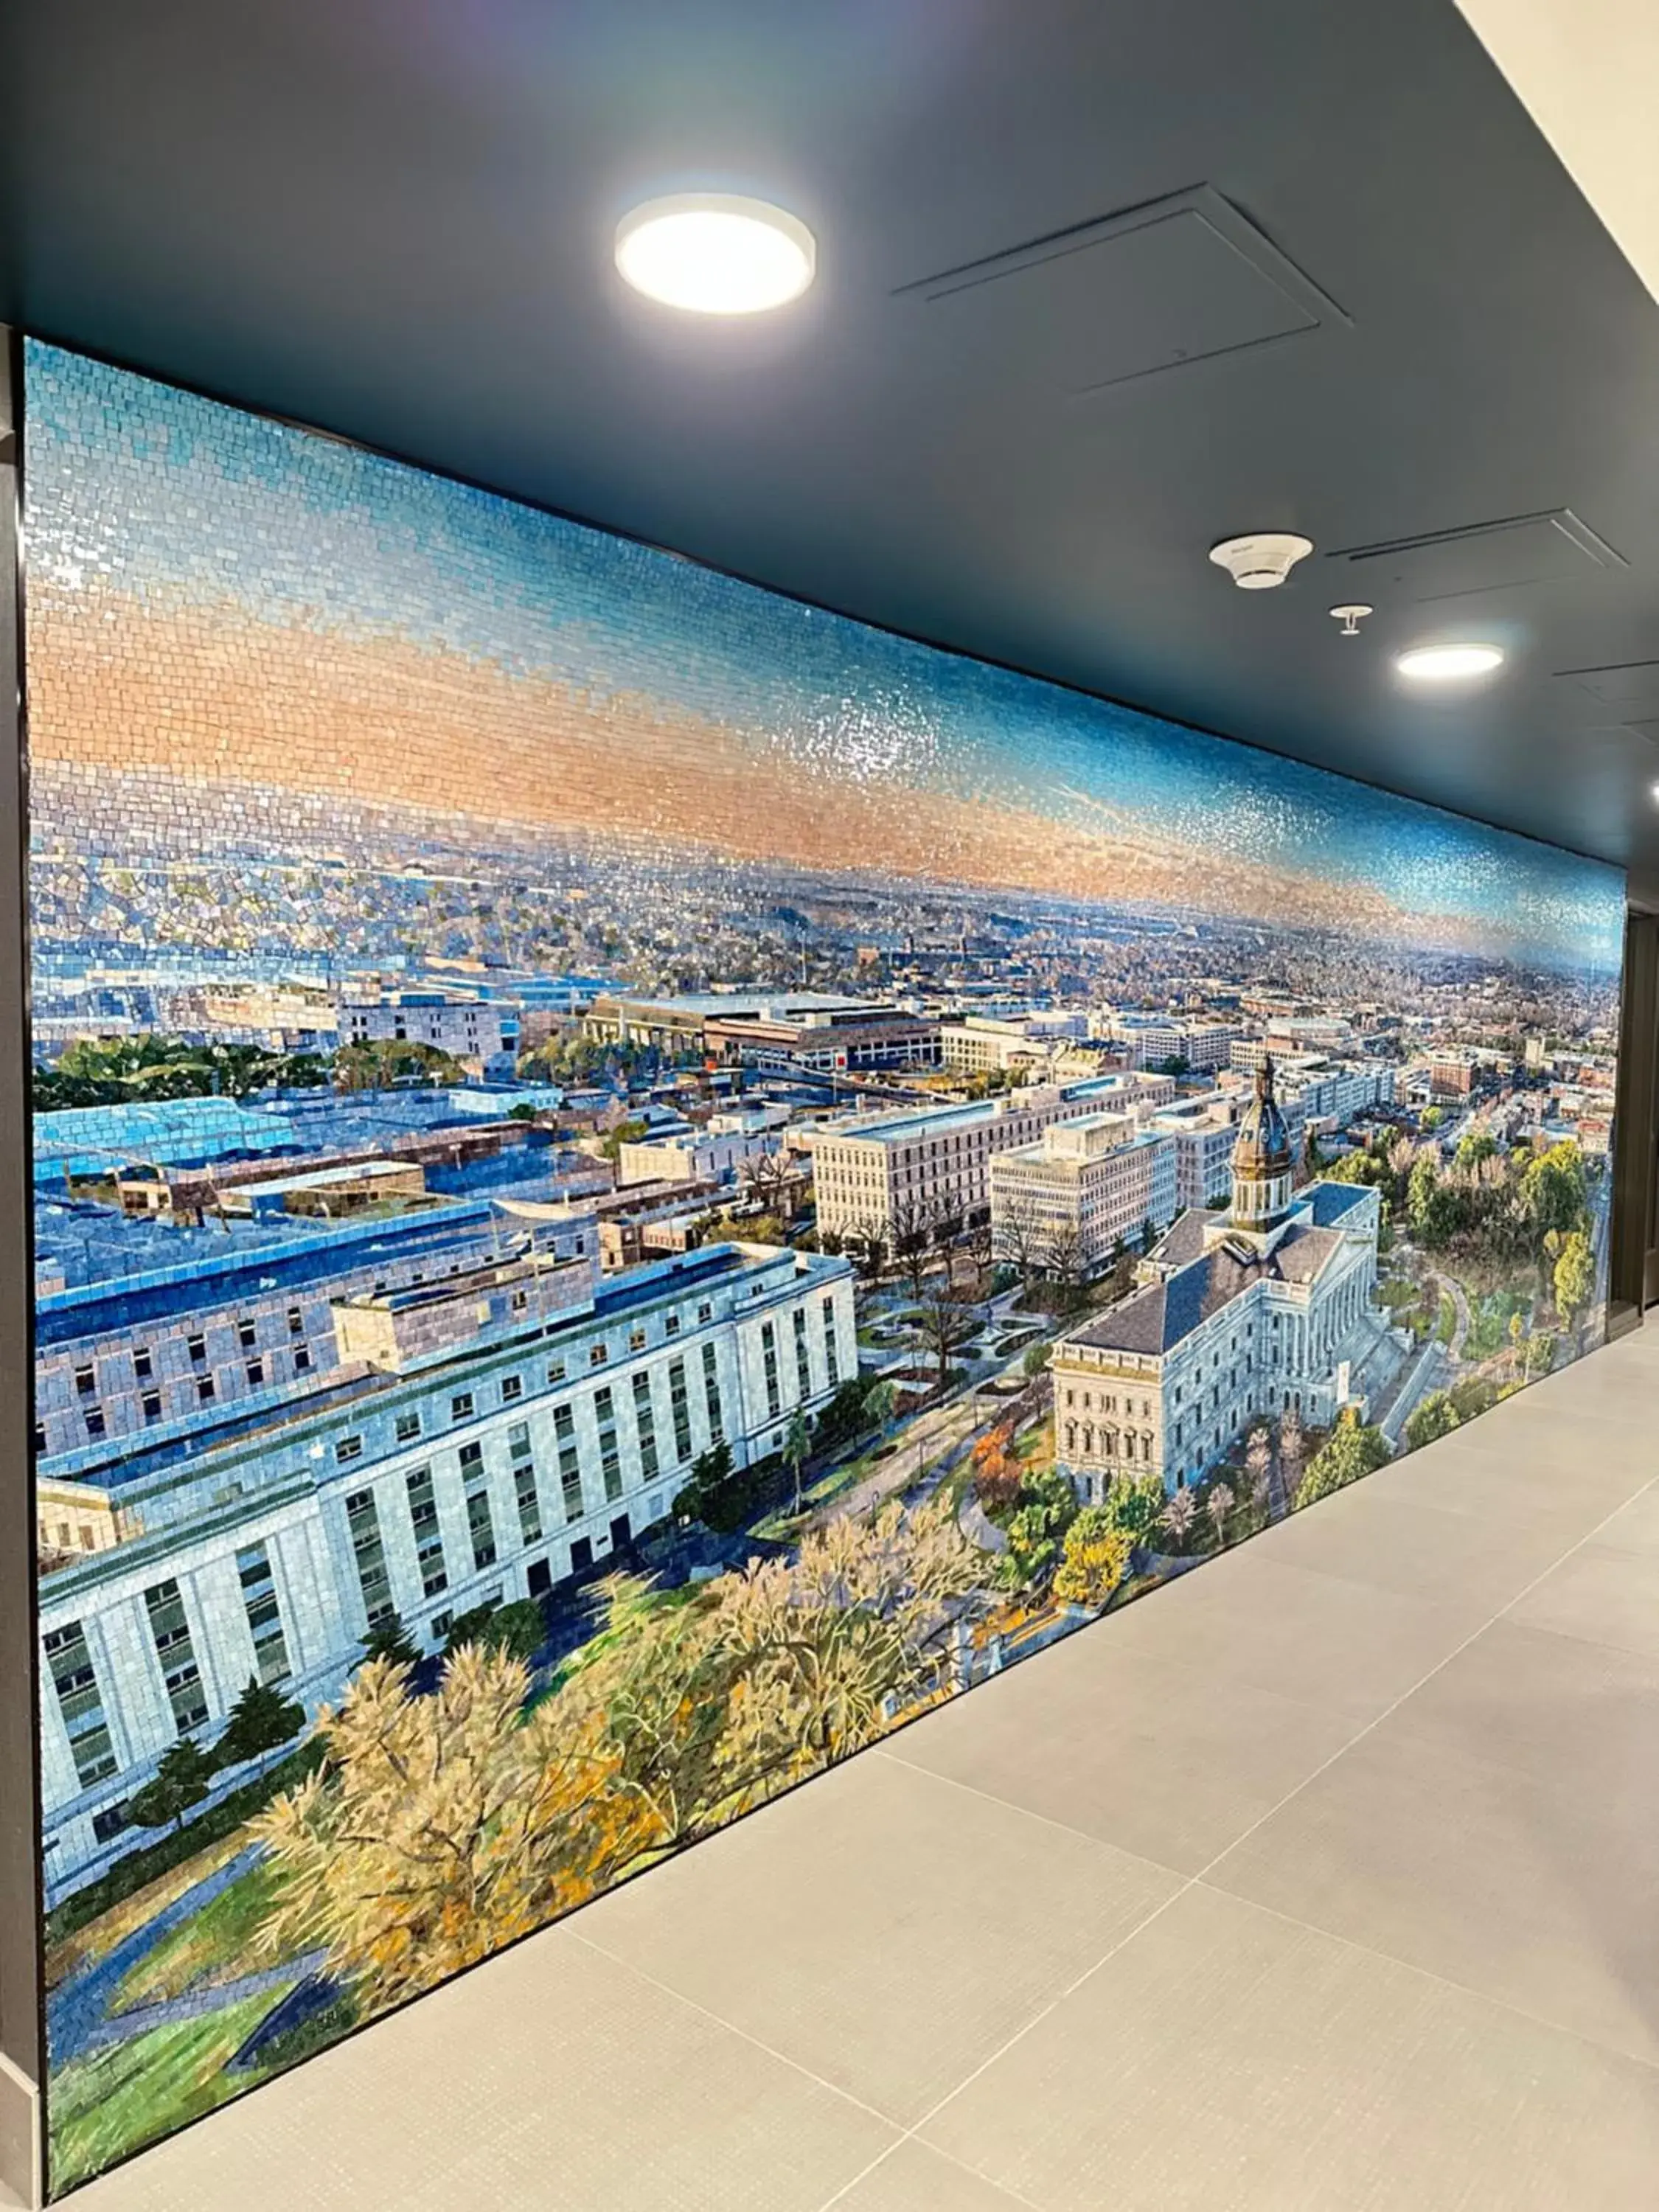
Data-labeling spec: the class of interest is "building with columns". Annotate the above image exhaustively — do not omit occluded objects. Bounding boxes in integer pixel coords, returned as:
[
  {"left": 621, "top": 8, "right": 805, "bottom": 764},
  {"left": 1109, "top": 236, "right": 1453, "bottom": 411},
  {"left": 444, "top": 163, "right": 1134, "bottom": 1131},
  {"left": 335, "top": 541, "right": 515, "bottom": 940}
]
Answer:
[
  {"left": 38, "top": 1237, "right": 855, "bottom": 1899},
  {"left": 1051, "top": 1059, "right": 1382, "bottom": 1503}
]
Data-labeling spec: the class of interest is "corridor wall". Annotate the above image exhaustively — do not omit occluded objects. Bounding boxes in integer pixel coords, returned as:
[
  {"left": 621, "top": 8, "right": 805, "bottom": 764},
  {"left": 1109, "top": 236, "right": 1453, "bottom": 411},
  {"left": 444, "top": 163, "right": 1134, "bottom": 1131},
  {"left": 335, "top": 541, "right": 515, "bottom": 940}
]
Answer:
[{"left": 15, "top": 339, "right": 1626, "bottom": 2192}]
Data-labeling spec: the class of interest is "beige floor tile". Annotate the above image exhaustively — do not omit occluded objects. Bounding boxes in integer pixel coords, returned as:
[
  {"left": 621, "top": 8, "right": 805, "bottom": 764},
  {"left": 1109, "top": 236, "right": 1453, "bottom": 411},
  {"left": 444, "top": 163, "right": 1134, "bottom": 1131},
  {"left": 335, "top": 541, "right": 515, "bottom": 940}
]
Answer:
[
  {"left": 1364, "top": 1427, "right": 1647, "bottom": 1533},
  {"left": 920, "top": 1883, "right": 1659, "bottom": 2212},
  {"left": 69, "top": 1927, "right": 896, "bottom": 2212},
  {"left": 1437, "top": 1394, "right": 1656, "bottom": 1480},
  {"left": 574, "top": 1749, "right": 1180, "bottom": 2125},
  {"left": 1234, "top": 1481, "right": 1579, "bottom": 1612},
  {"left": 1384, "top": 1615, "right": 1659, "bottom": 1821},
  {"left": 1087, "top": 1544, "right": 1486, "bottom": 1722},
  {"left": 1508, "top": 1541, "right": 1659, "bottom": 1662},
  {"left": 1207, "top": 1727, "right": 1659, "bottom": 2062},
  {"left": 882, "top": 1634, "right": 1357, "bottom": 1874},
  {"left": 828, "top": 2139, "right": 1032, "bottom": 2211},
  {"left": 1590, "top": 1484, "right": 1659, "bottom": 1557}
]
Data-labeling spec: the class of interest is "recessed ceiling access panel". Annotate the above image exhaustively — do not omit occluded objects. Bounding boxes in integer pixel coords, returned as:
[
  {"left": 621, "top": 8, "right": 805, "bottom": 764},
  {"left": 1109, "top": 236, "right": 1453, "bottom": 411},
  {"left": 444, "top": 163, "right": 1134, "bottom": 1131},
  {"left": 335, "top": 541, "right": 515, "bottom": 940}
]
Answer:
[
  {"left": 1554, "top": 660, "right": 1659, "bottom": 714},
  {"left": 1330, "top": 511, "right": 1626, "bottom": 601},
  {"left": 895, "top": 184, "right": 1349, "bottom": 394}
]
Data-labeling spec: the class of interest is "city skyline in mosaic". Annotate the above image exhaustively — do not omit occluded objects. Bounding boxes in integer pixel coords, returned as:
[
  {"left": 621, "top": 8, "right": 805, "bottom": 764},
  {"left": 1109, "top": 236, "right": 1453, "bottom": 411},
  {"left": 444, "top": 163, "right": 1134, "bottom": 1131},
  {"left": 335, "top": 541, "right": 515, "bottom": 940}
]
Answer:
[{"left": 25, "top": 347, "right": 1623, "bottom": 978}]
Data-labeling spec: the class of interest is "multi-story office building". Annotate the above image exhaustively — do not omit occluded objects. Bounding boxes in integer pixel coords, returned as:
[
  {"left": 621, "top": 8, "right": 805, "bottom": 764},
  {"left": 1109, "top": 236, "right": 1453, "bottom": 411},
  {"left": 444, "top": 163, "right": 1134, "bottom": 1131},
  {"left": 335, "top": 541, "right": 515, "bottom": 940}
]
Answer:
[
  {"left": 338, "top": 990, "right": 521, "bottom": 1079},
  {"left": 938, "top": 1014, "right": 1085, "bottom": 1076},
  {"left": 616, "top": 1111, "right": 782, "bottom": 1187},
  {"left": 34, "top": 1202, "right": 594, "bottom": 1470},
  {"left": 1145, "top": 1093, "right": 1243, "bottom": 1208},
  {"left": 1053, "top": 1062, "right": 1382, "bottom": 1503},
  {"left": 38, "top": 1237, "right": 856, "bottom": 1896},
  {"left": 812, "top": 1073, "right": 1175, "bottom": 1239},
  {"left": 989, "top": 1113, "right": 1178, "bottom": 1277},
  {"left": 585, "top": 990, "right": 878, "bottom": 1057},
  {"left": 1428, "top": 1051, "right": 1481, "bottom": 1097},
  {"left": 703, "top": 1007, "right": 941, "bottom": 1076},
  {"left": 1105, "top": 1014, "right": 1245, "bottom": 1073}
]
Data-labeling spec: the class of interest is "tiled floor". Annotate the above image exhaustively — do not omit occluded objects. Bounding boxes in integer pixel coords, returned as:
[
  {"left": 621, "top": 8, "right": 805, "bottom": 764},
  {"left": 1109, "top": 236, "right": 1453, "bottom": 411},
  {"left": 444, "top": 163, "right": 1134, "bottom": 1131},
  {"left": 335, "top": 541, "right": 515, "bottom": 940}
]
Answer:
[{"left": 64, "top": 1327, "right": 1659, "bottom": 2211}]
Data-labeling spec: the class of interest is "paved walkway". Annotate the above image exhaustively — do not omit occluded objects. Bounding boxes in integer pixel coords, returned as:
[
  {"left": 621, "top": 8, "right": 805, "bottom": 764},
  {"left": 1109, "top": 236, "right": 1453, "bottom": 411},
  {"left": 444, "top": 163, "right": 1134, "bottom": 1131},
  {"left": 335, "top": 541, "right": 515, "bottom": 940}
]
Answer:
[{"left": 70, "top": 1327, "right": 1659, "bottom": 2212}]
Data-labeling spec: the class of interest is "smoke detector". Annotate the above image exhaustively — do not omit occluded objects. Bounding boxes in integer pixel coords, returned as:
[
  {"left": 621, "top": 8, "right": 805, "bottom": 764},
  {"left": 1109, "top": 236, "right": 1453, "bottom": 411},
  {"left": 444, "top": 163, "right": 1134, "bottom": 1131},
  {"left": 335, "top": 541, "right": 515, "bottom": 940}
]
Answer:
[{"left": 1208, "top": 532, "right": 1315, "bottom": 590}]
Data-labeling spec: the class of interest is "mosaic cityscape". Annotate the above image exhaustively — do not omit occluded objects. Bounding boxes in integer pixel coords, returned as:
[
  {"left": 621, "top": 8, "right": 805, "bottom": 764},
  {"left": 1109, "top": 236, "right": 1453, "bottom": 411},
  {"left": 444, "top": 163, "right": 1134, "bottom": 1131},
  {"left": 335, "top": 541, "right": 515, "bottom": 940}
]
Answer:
[{"left": 25, "top": 341, "right": 1625, "bottom": 2191}]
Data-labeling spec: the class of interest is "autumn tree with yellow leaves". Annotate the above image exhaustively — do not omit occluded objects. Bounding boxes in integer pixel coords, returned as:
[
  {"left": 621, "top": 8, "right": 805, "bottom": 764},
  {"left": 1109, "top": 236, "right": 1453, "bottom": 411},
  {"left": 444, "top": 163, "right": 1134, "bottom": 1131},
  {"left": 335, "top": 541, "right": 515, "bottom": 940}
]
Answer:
[
  {"left": 251, "top": 1647, "right": 667, "bottom": 2011},
  {"left": 254, "top": 1497, "right": 984, "bottom": 2015}
]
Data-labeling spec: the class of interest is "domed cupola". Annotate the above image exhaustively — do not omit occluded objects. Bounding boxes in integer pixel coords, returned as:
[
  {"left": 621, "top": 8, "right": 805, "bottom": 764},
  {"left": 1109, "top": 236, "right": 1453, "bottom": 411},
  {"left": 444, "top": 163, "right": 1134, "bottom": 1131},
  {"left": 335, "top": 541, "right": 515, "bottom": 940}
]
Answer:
[{"left": 1231, "top": 1056, "right": 1295, "bottom": 1237}]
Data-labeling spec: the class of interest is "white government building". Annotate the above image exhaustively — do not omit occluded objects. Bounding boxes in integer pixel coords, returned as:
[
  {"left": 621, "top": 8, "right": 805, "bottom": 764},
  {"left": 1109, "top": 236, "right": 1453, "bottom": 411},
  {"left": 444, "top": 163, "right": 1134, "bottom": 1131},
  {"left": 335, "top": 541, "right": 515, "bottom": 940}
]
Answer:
[
  {"left": 1052, "top": 1060, "right": 1383, "bottom": 1502},
  {"left": 38, "top": 1237, "right": 855, "bottom": 1897}
]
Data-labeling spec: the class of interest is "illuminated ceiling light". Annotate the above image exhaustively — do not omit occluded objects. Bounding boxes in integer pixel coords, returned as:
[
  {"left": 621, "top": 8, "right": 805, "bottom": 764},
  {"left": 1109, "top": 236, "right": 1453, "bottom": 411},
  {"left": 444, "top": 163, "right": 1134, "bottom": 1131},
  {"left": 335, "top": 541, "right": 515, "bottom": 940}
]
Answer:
[
  {"left": 614, "top": 193, "right": 815, "bottom": 313},
  {"left": 1395, "top": 642, "right": 1506, "bottom": 682}
]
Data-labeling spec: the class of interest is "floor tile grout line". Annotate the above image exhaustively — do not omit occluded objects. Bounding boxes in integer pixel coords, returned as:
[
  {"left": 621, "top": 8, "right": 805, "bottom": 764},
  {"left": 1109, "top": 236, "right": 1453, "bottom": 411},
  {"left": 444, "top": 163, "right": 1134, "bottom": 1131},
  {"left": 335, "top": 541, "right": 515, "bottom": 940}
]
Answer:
[
  {"left": 815, "top": 1464, "right": 1659, "bottom": 2207},
  {"left": 867, "top": 1747, "right": 1191, "bottom": 1881},
  {"left": 1183, "top": 1874, "right": 1659, "bottom": 2079},
  {"left": 563, "top": 1927, "right": 902, "bottom": 2135}
]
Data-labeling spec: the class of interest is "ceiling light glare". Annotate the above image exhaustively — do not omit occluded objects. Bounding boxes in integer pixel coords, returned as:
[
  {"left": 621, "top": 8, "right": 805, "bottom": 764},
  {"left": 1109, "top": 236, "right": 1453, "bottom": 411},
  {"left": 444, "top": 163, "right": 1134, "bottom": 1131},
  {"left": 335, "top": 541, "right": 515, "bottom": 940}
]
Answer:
[
  {"left": 1395, "top": 642, "right": 1506, "bottom": 682},
  {"left": 615, "top": 193, "right": 815, "bottom": 314}
]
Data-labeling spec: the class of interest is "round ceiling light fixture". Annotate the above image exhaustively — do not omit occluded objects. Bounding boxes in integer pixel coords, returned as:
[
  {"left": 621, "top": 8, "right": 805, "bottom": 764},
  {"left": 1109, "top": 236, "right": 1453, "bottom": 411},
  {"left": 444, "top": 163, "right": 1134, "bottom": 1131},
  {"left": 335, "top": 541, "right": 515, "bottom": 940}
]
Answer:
[
  {"left": 614, "top": 192, "right": 816, "bottom": 313},
  {"left": 1395, "top": 641, "right": 1506, "bottom": 683}
]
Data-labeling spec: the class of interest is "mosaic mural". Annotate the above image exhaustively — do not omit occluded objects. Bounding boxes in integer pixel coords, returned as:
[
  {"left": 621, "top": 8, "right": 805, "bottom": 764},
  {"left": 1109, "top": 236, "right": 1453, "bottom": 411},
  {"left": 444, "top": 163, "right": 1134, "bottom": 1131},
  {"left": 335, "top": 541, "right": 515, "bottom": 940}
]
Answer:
[{"left": 24, "top": 340, "right": 1624, "bottom": 2191}]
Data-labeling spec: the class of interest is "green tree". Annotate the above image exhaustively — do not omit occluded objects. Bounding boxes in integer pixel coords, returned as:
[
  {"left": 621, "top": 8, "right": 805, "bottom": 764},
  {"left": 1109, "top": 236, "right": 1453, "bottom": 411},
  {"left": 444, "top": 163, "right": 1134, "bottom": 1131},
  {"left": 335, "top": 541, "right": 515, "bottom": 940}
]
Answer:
[
  {"left": 783, "top": 1411, "right": 812, "bottom": 1516},
  {"left": 812, "top": 1375, "right": 878, "bottom": 1454},
  {"left": 1553, "top": 1228, "right": 1596, "bottom": 1329},
  {"left": 1295, "top": 1410, "right": 1390, "bottom": 1507},
  {"left": 672, "top": 1442, "right": 759, "bottom": 1533},
  {"left": 444, "top": 1599, "right": 544, "bottom": 1665},
  {"left": 1406, "top": 1152, "right": 1456, "bottom": 1248},
  {"left": 1421, "top": 1105, "right": 1445, "bottom": 1130},
  {"left": 1022, "top": 1340, "right": 1052, "bottom": 1380},
  {"left": 1520, "top": 1141, "right": 1587, "bottom": 1245},
  {"left": 129, "top": 1739, "right": 215, "bottom": 1834},
  {"left": 998, "top": 1464, "right": 1079, "bottom": 1590},
  {"left": 214, "top": 1677, "right": 305, "bottom": 1773},
  {"left": 598, "top": 1116, "right": 650, "bottom": 1164},
  {"left": 1104, "top": 1470, "right": 1166, "bottom": 1543},
  {"left": 1403, "top": 1390, "right": 1461, "bottom": 1453},
  {"left": 1455, "top": 1127, "right": 1498, "bottom": 1172},
  {"left": 333, "top": 1038, "right": 465, "bottom": 1093},
  {"left": 360, "top": 1612, "right": 420, "bottom": 1670}
]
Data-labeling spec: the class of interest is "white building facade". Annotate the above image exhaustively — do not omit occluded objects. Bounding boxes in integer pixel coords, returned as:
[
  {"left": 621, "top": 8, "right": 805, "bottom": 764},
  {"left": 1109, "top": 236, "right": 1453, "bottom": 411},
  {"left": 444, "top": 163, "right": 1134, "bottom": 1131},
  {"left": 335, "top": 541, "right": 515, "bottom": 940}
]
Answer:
[
  {"left": 989, "top": 1114, "right": 1178, "bottom": 1277},
  {"left": 813, "top": 1074, "right": 1176, "bottom": 1239},
  {"left": 1053, "top": 1061, "right": 1383, "bottom": 1503},
  {"left": 38, "top": 1239, "right": 855, "bottom": 1898}
]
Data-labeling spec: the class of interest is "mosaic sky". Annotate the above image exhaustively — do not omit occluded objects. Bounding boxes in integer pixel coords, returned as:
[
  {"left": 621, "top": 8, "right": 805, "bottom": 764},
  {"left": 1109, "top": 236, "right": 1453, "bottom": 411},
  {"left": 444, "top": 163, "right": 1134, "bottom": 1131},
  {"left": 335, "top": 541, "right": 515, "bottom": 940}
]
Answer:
[{"left": 23, "top": 343, "right": 1626, "bottom": 974}]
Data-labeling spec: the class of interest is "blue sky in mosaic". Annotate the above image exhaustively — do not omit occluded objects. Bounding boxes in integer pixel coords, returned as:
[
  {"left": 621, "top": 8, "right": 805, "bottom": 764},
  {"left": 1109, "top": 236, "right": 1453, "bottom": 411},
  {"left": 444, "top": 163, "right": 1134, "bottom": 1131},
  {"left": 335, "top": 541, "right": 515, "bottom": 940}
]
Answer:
[{"left": 25, "top": 342, "right": 1626, "bottom": 973}]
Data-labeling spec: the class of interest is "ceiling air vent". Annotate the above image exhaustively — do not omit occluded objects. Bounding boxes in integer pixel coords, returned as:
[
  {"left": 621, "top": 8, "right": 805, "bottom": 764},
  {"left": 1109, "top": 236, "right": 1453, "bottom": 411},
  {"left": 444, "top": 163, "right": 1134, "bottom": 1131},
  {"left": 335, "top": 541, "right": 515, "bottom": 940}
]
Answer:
[
  {"left": 895, "top": 183, "right": 1348, "bottom": 395},
  {"left": 1329, "top": 510, "right": 1625, "bottom": 602}
]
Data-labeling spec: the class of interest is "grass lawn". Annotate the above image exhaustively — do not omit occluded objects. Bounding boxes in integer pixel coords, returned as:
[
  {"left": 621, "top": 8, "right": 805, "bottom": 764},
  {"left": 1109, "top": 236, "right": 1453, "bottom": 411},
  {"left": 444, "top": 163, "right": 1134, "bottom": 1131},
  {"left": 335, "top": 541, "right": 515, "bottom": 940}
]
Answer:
[
  {"left": 113, "top": 1860, "right": 284, "bottom": 2012},
  {"left": 49, "top": 1991, "right": 276, "bottom": 2192},
  {"left": 46, "top": 1828, "right": 255, "bottom": 1990}
]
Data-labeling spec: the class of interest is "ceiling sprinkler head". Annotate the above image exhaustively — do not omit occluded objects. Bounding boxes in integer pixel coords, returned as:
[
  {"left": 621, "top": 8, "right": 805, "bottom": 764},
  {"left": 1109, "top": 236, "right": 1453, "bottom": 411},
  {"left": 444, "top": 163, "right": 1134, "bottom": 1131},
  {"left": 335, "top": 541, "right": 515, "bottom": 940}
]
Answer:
[
  {"left": 1329, "top": 603, "right": 1374, "bottom": 638},
  {"left": 1208, "top": 532, "right": 1315, "bottom": 591}
]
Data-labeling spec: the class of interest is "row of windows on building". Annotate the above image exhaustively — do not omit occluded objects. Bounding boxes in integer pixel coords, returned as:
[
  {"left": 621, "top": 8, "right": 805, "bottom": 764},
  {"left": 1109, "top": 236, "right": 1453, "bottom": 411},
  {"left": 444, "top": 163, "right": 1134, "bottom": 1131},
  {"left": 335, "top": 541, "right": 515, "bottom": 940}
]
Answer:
[
  {"left": 344, "top": 1335, "right": 735, "bottom": 1626},
  {"left": 44, "top": 1292, "right": 842, "bottom": 1836},
  {"left": 325, "top": 1286, "right": 781, "bottom": 1468},
  {"left": 44, "top": 1532, "right": 295, "bottom": 1839}
]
